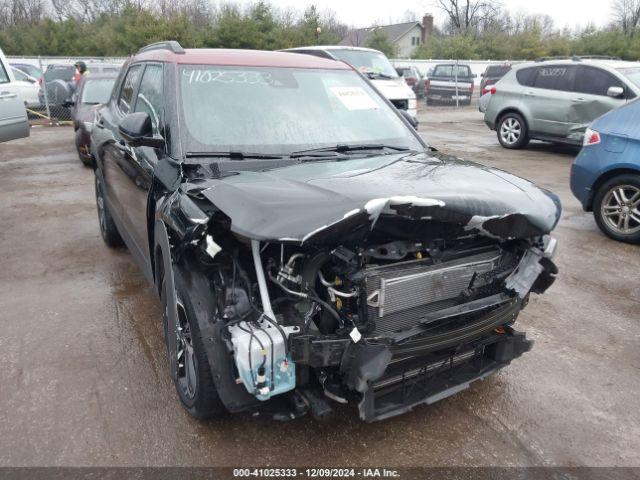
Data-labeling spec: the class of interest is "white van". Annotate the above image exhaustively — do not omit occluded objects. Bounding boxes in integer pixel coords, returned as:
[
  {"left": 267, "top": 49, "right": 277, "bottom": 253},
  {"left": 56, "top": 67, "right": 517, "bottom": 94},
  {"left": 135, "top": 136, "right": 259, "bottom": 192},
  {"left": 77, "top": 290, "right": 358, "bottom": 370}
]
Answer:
[
  {"left": 0, "top": 48, "right": 29, "bottom": 142},
  {"left": 284, "top": 46, "right": 417, "bottom": 118}
]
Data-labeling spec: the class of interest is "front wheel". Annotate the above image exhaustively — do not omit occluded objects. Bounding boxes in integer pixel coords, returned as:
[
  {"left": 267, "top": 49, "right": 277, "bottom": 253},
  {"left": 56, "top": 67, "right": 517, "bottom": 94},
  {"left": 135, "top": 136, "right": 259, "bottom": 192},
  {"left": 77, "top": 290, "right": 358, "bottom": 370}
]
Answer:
[
  {"left": 162, "top": 268, "right": 226, "bottom": 419},
  {"left": 497, "top": 113, "right": 529, "bottom": 149},
  {"left": 593, "top": 174, "right": 640, "bottom": 244}
]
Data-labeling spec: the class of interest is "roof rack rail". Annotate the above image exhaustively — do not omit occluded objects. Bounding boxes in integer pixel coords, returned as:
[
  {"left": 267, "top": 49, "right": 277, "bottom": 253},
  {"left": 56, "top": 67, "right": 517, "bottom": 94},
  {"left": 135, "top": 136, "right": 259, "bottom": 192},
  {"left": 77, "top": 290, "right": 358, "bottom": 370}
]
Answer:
[
  {"left": 534, "top": 54, "right": 622, "bottom": 62},
  {"left": 137, "top": 41, "right": 185, "bottom": 55}
]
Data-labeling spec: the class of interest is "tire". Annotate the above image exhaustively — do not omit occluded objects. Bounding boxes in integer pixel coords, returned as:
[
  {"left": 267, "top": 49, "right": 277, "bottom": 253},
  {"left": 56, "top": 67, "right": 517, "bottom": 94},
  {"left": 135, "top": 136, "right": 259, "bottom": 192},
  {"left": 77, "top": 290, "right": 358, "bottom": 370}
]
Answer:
[
  {"left": 497, "top": 112, "right": 530, "bottom": 149},
  {"left": 163, "top": 267, "right": 226, "bottom": 419},
  {"left": 75, "top": 129, "right": 93, "bottom": 167},
  {"left": 94, "top": 175, "right": 124, "bottom": 248},
  {"left": 593, "top": 174, "right": 640, "bottom": 244}
]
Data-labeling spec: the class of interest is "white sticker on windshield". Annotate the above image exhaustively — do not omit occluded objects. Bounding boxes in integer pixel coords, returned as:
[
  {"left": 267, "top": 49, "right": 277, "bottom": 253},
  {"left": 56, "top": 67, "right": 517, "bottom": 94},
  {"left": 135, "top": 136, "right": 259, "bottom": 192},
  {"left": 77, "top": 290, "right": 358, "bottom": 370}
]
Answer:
[{"left": 330, "top": 86, "right": 378, "bottom": 111}]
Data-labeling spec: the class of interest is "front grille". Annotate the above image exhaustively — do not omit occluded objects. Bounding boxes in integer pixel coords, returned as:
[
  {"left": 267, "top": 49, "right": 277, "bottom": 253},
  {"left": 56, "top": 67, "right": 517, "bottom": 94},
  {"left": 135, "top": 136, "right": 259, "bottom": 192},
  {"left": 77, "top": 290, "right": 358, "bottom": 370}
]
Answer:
[
  {"left": 364, "top": 249, "right": 511, "bottom": 334},
  {"left": 390, "top": 99, "right": 408, "bottom": 110}
]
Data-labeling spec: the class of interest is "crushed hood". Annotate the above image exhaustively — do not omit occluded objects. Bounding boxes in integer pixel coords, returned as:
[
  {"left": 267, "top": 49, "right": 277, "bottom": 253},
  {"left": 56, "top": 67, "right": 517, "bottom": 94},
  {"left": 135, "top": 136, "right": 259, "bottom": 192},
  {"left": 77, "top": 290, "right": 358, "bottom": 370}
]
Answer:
[{"left": 198, "top": 151, "right": 561, "bottom": 244}]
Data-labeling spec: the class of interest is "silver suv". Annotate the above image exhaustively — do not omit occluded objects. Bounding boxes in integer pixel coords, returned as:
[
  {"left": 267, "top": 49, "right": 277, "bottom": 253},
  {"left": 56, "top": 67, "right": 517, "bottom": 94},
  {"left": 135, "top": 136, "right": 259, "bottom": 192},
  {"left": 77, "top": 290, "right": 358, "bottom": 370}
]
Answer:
[{"left": 484, "top": 57, "right": 640, "bottom": 149}]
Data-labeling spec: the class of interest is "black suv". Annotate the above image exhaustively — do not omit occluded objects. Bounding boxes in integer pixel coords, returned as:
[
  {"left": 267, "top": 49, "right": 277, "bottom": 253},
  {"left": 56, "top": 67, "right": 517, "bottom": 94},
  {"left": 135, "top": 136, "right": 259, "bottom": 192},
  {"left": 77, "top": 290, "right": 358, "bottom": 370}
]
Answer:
[{"left": 91, "top": 42, "right": 560, "bottom": 422}]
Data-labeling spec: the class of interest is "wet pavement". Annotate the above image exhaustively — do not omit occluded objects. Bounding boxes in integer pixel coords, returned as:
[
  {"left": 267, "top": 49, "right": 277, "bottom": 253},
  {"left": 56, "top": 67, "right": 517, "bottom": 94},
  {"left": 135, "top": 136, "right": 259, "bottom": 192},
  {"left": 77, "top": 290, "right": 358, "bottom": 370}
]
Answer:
[{"left": 0, "top": 106, "right": 638, "bottom": 467}]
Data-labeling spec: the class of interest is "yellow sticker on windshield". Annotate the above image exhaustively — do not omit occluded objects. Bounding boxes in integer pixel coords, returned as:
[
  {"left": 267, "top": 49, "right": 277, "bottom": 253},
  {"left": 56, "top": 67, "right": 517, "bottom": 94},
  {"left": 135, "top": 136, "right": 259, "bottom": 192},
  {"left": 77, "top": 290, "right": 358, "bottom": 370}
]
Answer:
[{"left": 330, "top": 86, "right": 379, "bottom": 111}]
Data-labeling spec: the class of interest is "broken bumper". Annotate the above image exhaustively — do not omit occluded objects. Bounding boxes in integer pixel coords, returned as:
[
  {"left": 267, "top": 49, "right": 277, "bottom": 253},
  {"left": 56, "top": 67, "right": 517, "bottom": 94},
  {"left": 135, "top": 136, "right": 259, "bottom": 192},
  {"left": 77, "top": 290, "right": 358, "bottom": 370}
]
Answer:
[{"left": 290, "top": 297, "right": 533, "bottom": 422}]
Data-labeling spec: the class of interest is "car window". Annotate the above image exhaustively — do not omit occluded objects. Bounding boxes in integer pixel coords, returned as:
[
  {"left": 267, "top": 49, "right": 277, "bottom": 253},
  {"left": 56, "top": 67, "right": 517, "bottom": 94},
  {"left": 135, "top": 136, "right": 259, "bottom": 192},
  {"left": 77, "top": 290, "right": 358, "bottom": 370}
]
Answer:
[
  {"left": 575, "top": 66, "right": 624, "bottom": 96},
  {"left": 118, "top": 65, "right": 142, "bottom": 114},
  {"left": 134, "top": 64, "right": 163, "bottom": 134},
  {"left": 433, "top": 65, "right": 471, "bottom": 77},
  {"left": 516, "top": 67, "right": 537, "bottom": 87},
  {"left": 486, "top": 65, "right": 511, "bottom": 77},
  {"left": 0, "top": 62, "right": 8, "bottom": 84},
  {"left": 532, "top": 65, "right": 576, "bottom": 91},
  {"left": 12, "top": 68, "right": 28, "bottom": 81}
]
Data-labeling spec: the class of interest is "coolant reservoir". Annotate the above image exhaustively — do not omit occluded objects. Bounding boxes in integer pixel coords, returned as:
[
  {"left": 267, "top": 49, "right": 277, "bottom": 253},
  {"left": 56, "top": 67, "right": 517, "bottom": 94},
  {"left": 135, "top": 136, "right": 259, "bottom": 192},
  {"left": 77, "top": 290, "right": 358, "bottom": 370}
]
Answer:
[{"left": 228, "top": 320, "right": 298, "bottom": 401}]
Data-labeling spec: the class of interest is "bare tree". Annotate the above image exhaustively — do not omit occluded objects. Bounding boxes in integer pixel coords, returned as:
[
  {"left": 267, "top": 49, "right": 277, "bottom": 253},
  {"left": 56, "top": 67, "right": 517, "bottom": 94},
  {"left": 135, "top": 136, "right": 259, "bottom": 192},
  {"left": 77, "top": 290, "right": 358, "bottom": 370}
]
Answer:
[
  {"left": 0, "top": 0, "right": 45, "bottom": 28},
  {"left": 612, "top": 0, "right": 640, "bottom": 35},
  {"left": 435, "top": 0, "right": 500, "bottom": 35}
]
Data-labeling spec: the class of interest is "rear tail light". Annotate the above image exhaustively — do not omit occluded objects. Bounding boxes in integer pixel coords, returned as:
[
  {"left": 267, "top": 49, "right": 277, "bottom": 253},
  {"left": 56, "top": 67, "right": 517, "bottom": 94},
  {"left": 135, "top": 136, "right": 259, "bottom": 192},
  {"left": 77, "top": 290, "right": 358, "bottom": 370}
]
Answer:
[
  {"left": 490, "top": 87, "right": 497, "bottom": 95},
  {"left": 425, "top": 79, "right": 430, "bottom": 90},
  {"left": 584, "top": 128, "right": 601, "bottom": 146}
]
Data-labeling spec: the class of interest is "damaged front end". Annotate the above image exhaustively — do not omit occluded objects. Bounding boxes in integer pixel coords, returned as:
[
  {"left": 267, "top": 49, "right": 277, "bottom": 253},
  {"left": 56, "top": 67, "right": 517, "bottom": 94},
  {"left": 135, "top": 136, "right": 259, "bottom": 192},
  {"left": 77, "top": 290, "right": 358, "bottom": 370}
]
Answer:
[{"left": 160, "top": 155, "right": 560, "bottom": 421}]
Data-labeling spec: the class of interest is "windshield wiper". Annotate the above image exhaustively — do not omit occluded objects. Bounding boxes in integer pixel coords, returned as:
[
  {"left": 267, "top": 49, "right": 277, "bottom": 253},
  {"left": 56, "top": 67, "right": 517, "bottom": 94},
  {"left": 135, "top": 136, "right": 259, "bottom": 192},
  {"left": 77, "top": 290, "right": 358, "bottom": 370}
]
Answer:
[
  {"left": 364, "top": 72, "right": 395, "bottom": 80},
  {"left": 185, "top": 151, "right": 284, "bottom": 160},
  {"left": 290, "top": 144, "right": 412, "bottom": 158}
]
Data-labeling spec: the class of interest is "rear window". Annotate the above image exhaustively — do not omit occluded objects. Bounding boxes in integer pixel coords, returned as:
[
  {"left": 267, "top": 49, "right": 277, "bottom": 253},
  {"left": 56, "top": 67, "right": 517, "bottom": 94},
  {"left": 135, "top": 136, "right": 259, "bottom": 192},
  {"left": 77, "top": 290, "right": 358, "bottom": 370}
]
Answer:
[
  {"left": 81, "top": 78, "right": 116, "bottom": 104},
  {"left": 433, "top": 65, "right": 472, "bottom": 78},
  {"left": 486, "top": 65, "right": 511, "bottom": 77},
  {"left": 516, "top": 67, "right": 537, "bottom": 86},
  {"left": 533, "top": 65, "right": 576, "bottom": 91},
  {"left": 44, "top": 66, "right": 74, "bottom": 82}
]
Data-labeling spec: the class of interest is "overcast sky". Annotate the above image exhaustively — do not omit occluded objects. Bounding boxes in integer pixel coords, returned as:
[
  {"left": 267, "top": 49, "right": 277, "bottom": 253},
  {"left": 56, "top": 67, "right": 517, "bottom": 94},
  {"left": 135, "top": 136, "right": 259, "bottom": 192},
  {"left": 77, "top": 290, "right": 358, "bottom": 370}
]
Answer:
[{"left": 266, "top": 0, "right": 612, "bottom": 30}]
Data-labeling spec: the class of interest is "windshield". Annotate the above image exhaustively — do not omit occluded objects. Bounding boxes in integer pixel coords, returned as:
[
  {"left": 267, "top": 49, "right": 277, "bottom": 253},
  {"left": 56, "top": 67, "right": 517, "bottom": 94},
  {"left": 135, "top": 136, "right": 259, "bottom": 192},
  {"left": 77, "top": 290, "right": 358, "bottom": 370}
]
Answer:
[
  {"left": 179, "top": 66, "right": 423, "bottom": 156},
  {"left": 328, "top": 49, "right": 399, "bottom": 78},
  {"left": 12, "top": 64, "right": 41, "bottom": 79},
  {"left": 81, "top": 78, "right": 115, "bottom": 104},
  {"left": 618, "top": 67, "right": 640, "bottom": 88}
]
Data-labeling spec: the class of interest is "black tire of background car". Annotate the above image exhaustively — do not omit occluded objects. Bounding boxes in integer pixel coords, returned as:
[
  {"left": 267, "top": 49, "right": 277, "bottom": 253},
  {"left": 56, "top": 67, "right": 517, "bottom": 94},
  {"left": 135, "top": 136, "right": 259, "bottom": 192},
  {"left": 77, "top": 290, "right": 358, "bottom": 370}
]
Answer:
[
  {"left": 75, "top": 130, "right": 92, "bottom": 167},
  {"left": 497, "top": 112, "right": 530, "bottom": 150},
  {"left": 94, "top": 175, "right": 124, "bottom": 248},
  {"left": 166, "top": 267, "right": 226, "bottom": 419},
  {"left": 593, "top": 174, "right": 640, "bottom": 244}
]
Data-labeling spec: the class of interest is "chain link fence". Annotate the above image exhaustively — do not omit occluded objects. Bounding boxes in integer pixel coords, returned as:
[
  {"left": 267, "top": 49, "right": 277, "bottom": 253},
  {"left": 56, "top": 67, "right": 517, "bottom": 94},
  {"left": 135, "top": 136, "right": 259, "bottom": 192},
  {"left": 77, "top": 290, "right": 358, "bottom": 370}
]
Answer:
[{"left": 8, "top": 56, "right": 126, "bottom": 125}]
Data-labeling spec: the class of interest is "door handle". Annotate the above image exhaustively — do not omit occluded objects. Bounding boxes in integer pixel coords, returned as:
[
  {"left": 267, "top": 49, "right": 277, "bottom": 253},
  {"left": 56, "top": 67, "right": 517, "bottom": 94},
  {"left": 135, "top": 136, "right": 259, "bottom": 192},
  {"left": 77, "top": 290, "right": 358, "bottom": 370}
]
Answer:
[
  {"left": 572, "top": 97, "right": 585, "bottom": 102},
  {"left": 0, "top": 91, "right": 17, "bottom": 99}
]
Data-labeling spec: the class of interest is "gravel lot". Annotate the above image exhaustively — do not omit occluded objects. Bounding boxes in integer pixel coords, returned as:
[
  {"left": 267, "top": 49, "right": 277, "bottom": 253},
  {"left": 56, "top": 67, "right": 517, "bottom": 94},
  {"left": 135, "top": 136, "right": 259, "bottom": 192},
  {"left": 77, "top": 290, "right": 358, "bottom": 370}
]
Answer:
[{"left": 0, "top": 104, "right": 638, "bottom": 468}]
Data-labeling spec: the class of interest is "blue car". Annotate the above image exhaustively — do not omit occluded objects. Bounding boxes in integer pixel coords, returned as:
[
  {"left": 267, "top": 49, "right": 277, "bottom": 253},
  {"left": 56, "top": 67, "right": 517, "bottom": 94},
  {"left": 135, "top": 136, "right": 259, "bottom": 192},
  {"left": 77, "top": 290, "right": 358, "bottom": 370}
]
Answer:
[{"left": 571, "top": 99, "right": 640, "bottom": 244}]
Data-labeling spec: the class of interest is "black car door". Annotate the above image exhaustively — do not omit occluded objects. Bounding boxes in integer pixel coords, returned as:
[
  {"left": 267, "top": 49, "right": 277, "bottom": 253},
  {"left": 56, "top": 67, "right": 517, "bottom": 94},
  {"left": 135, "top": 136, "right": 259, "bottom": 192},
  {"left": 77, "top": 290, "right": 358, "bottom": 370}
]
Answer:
[
  {"left": 99, "top": 64, "right": 150, "bottom": 270},
  {"left": 123, "top": 63, "right": 165, "bottom": 269}
]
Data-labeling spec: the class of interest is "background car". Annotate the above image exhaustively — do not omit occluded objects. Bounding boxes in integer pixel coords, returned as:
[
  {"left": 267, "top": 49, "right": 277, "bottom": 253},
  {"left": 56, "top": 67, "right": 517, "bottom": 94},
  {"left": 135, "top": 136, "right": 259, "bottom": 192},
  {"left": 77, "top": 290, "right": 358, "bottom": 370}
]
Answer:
[
  {"left": 10, "top": 66, "right": 39, "bottom": 107},
  {"left": 480, "top": 63, "right": 512, "bottom": 94},
  {"left": 425, "top": 63, "right": 475, "bottom": 106},
  {"left": 479, "top": 64, "right": 512, "bottom": 113},
  {"left": 39, "top": 63, "right": 121, "bottom": 108},
  {"left": 284, "top": 45, "right": 417, "bottom": 118},
  {"left": 0, "top": 47, "right": 29, "bottom": 142},
  {"left": 396, "top": 65, "right": 425, "bottom": 99},
  {"left": 484, "top": 57, "right": 640, "bottom": 149},
  {"left": 69, "top": 73, "right": 118, "bottom": 166},
  {"left": 571, "top": 99, "right": 640, "bottom": 243}
]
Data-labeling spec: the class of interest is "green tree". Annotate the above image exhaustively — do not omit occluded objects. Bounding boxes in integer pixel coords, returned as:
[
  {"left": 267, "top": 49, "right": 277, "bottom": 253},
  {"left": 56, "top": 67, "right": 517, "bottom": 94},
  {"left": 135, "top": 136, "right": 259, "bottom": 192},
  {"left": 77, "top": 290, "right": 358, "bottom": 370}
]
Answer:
[{"left": 364, "top": 28, "right": 396, "bottom": 57}]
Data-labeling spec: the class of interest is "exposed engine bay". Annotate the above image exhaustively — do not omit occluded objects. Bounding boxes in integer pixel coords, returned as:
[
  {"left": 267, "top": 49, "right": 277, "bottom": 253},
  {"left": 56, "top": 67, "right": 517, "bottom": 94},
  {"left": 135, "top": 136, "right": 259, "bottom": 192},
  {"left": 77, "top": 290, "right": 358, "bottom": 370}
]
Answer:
[
  {"left": 153, "top": 150, "right": 561, "bottom": 421},
  {"left": 190, "top": 226, "right": 556, "bottom": 421}
]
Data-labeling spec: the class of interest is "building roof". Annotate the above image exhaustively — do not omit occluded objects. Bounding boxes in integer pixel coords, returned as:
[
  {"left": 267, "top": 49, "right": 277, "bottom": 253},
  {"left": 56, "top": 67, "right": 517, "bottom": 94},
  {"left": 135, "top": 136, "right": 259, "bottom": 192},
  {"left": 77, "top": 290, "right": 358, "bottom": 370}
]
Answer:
[
  {"left": 134, "top": 48, "right": 351, "bottom": 70},
  {"left": 340, "top": 21, "right": 422, "bottom": 47}
]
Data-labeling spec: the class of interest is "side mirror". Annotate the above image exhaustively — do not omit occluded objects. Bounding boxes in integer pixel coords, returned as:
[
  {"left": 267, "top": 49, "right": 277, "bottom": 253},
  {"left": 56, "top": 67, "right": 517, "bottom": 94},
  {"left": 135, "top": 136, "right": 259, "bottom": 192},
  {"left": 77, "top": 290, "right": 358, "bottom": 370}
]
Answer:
[
  {"left": 399, "top": 109, "right": 419, "bottom": 130},
  {"left": 481, "top": 72, "right": 485, "bottom": 77},
  {"left": 62, "top": 98, "right": 75, "bottom": 108},
  {"left": 607, "top": 86, "right": 624, "bottom": 99},
  {"left": 118, "top": 112, "right": 165, "bottom": 149}
]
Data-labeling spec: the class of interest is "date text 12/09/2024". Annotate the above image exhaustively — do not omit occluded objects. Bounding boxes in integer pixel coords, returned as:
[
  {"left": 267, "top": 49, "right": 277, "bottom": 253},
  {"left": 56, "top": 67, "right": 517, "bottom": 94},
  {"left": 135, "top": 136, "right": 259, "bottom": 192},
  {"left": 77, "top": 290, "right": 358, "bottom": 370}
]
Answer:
[{"left": 233, "top": 468, "right": 400, "bottom": 478}]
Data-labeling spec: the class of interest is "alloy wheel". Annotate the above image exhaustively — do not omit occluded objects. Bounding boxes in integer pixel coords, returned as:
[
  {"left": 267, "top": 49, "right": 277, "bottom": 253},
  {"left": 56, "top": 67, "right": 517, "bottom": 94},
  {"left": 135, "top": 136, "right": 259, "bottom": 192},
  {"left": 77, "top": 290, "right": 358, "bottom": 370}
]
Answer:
[
  {"left": 175, "top": 300, "right": 198, "bottom": 400},
  {"left": 96, "top": 181, "right": 107, "bottom": 236},
  {"left": 601, "top": 185, "right": 640, "bottom": 235},
  {"left": 500, "top": 117, "right": 522, "bottom": 145}
]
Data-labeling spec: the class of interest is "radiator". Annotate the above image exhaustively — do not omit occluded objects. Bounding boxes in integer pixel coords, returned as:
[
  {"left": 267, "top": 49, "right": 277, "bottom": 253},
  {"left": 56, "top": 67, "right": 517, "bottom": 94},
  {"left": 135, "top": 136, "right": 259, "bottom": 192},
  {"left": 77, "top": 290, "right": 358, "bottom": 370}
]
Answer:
[{"left": 364, "top": 249, "right": 505, "bottom": 334}]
